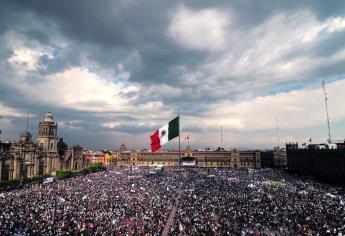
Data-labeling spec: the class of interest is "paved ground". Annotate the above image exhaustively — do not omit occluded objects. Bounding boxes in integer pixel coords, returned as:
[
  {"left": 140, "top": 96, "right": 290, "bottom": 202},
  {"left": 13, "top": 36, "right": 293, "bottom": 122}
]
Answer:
[{"left": 162, "top": 182, "right": 183, "bottom": 236}]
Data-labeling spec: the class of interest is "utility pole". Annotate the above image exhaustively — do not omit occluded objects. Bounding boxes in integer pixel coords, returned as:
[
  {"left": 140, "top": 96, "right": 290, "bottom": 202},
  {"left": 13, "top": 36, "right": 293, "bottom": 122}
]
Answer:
[{"left": 322, "top": 80, "right": 332, "bottom": 143}]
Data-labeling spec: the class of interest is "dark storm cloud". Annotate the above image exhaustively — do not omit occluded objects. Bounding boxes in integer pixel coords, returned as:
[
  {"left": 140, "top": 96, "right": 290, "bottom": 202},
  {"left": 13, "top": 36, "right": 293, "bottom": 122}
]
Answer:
[
  {"left": 3, "top": 0, "right": 127, "bottom": 46},
  {"left": 311, "top": 30, "right": 345, "bottom": 57},
  {"left": 0, "top": 0, "right": 208, "bottom": 86},
  {"left": 282, "top": 29, "right": 345, "bottom": 61},
  {"left": 2, "top": 0, "right": 344, "bottom": 88},
  {"left": 36, "top": 46, "right": 82, "bottom": 75}
]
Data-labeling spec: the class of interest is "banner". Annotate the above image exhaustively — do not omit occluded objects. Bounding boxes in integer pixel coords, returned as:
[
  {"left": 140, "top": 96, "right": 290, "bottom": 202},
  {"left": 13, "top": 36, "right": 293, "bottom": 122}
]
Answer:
[{"left": 43, "top": 177, "right": 54, "bottom": 184}]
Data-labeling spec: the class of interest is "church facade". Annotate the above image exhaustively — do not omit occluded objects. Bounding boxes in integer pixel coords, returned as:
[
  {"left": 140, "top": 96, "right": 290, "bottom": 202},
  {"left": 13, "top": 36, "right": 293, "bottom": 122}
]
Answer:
[{"left": 0, "top": 112, "right": 87, "bottom": 181}]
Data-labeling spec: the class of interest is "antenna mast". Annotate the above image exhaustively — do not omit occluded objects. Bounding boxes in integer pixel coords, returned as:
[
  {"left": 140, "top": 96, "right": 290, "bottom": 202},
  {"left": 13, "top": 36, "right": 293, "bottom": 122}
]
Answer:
[
  {"left": 275, "top": 117, "right": 280, "bottom": 148},
  {"left": 322, "top": 80, "right": 332, "bottom": 143}
]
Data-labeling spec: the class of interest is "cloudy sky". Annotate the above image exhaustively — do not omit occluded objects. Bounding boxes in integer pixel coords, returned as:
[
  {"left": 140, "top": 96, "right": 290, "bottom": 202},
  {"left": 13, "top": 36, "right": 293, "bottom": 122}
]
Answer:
[{"left": 1, "top": 0, "right": 345, "bottom": 150}]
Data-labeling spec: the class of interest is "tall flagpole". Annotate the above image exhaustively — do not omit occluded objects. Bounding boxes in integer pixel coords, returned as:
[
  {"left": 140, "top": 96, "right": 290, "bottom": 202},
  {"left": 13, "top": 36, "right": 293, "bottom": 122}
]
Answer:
[
  {"left": 221, "top": 126, "right": 223, "bottom": 149},
  {"left": 178, "top": 109, "right": 180, "bottom": 171}
]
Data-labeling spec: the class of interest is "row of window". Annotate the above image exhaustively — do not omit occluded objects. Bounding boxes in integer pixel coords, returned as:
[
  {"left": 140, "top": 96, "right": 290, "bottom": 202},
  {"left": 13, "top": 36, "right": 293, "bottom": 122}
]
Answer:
[
  {"left": 39, "top": 142, "right": 57, "bottom": 151},
  {"left": 116, "top": 158, "right": 260, "bottom": 163},
  {"left": 116, "top": 161, "right": 256, "bottom": 167}
]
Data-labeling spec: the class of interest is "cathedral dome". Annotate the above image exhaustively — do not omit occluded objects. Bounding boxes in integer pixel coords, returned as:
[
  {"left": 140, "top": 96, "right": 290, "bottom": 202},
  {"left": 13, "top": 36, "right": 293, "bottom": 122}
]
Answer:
[{"left": 43, "top": 112, "right": 54, "bottom": 122}]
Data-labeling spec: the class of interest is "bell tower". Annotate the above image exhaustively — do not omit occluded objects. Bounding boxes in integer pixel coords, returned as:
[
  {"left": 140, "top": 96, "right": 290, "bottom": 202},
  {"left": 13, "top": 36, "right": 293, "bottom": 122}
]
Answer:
[
  {"left": 36, "top": 112, "right": 61, "bottom": 174},
  {"left": 36, "top": 112, "right": 58, "bottom": 153}
]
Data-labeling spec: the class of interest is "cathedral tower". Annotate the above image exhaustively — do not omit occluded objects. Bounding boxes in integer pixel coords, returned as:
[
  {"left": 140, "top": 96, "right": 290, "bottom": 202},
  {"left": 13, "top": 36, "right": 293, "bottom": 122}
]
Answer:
[
  {"left": 36, "top": 112, "right": 60, "bottom": 173},
  {"left": 36, "top": 112, "right": 58, "bottom": 153}
]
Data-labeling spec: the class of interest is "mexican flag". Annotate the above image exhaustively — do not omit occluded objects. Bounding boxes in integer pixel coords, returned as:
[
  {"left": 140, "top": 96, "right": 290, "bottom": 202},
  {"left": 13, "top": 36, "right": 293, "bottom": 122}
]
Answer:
[{"left": 150, "top": 116, "right": 179, "bottom": 152}]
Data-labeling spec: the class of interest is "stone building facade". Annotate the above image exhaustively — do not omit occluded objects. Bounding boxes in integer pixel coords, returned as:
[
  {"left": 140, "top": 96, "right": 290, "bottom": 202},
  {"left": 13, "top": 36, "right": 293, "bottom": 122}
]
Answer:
[
  {"left": 273, "top": 147, "right": 287, "bottom": 167},
  {"left": 113, "top": 145, "right": 261, "bottom": 169},
  {"left": 0, "top": 112, "right": 87, "bottom": 181},
  {"left": 260, "top": 147, "right": 287, "bottom": 168},
  {"left": 62, "top": 146, "right": 87, "bottom": 171}
]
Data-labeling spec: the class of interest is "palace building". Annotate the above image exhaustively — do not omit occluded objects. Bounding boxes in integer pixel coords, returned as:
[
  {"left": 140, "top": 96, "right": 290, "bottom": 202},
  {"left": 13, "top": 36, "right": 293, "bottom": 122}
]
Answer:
[
  {"left": 112, "top": 145, "right": 261, "bottom": 169},
  {"left": 0, "top": 112, "right": 87, "bottom": 181}
]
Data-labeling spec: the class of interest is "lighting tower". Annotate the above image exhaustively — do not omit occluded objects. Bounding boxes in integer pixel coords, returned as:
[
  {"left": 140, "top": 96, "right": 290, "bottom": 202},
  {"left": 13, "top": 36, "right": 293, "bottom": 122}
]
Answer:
[
  {"left": 275, "top": 117, "right": 280, "bottom": 148},
  {"left": 322, "top": 80, "right": 332, "bottom": 143}
]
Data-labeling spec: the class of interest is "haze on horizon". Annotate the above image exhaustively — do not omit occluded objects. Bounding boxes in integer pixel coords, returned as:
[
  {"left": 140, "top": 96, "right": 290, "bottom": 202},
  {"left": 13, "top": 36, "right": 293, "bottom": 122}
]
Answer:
[{"left": 0, "top": 0, "right": 345, "bottom": 150}]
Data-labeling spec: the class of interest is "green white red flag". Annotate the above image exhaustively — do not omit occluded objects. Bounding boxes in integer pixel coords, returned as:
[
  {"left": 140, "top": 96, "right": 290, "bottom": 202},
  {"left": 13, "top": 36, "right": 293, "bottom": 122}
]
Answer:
[{"left": 150, "top": 116, "right": 179, "bottom": 152}]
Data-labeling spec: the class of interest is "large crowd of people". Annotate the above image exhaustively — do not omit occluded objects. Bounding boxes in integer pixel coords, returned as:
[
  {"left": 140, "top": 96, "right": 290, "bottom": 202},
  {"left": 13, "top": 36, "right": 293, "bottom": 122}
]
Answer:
[
  {"left": 0, "top": 167, "right": 344, "bottom": 235},
  {"left": 171, "top": 169, "right": 345, "bottom": 235},
  {"left": 0, "top": 167, "right": 181, "bottom": 235}
]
